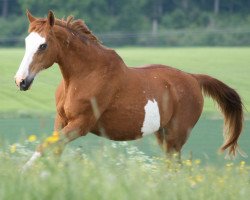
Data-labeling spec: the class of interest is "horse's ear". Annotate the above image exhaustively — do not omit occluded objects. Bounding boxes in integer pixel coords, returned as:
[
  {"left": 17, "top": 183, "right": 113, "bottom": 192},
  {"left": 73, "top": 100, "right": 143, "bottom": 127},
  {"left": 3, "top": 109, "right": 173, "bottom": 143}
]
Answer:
[
  {"left": 26, "top": 9, "right": 36, "bottom": 23},
  {"left": 47, "top": 10, "right": 55, "bottom": 27}
]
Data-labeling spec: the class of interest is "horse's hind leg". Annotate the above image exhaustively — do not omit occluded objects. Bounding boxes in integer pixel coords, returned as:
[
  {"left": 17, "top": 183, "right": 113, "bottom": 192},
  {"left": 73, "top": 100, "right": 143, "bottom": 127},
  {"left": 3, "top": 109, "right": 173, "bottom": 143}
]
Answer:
[
  {"left": 155, "top": 126, "right": 190, "bottom": 159},
  {"left": 162, "top": 104, "right": 203, "bottom": 158},
  {"left": 155, "top": 128, "right": 186, "bottom": 164},
  {"left": 164, "top": 128, "right": 190, "bottom": 156},
  {"left": 155, "top": 128, "right": 167, "bottom": 151},
  {"left": 161, "top": 83, "right": 203, "bottom": 158}
]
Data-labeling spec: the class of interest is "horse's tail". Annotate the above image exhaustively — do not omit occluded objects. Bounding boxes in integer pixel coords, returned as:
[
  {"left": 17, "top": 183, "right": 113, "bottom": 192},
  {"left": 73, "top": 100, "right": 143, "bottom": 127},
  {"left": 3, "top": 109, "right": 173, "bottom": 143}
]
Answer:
[{"left": 193, "top": 74, "right": 244, "bottom": 157}]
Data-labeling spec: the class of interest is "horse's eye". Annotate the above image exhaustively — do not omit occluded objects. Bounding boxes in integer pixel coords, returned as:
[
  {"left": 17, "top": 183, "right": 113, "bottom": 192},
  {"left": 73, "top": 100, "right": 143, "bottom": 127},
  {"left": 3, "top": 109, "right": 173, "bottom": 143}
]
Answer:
[{"left": 38, "top": 43, "right": 47, "bottom": 51}]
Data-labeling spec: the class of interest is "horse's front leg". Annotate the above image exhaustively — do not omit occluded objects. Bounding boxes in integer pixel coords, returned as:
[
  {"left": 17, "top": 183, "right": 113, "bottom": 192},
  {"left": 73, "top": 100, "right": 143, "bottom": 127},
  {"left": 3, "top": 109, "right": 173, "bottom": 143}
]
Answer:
[
  {"left": 22, "top": 116, "right": 93, "bottom": 172},
  {"left": 54, "top": 113, "right": 67, "bottom": 132}
]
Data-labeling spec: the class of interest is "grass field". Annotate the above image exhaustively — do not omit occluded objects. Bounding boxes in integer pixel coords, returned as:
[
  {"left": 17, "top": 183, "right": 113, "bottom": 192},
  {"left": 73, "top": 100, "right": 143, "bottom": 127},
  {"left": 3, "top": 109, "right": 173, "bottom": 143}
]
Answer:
[
  {"left": 1, "top": 142, "right": 250, "bottom": 200},
  {"left": 0, "top": 47, "right": 250, "bottom": 116},
  {"left": 0, "top": 47, "right": 250, "bottom": 199}
]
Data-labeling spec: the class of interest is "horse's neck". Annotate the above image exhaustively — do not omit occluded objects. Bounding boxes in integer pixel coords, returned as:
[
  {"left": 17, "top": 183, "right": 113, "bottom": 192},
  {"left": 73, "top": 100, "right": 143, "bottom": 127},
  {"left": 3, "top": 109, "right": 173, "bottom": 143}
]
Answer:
[{"left": 57, "top": 40, "right": 126, "bottom": 86}]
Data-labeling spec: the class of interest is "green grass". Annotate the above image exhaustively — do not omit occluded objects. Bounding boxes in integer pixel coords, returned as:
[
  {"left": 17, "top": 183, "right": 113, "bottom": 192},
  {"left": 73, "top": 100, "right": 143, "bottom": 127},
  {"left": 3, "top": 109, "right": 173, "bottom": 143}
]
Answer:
[
  {"left": 0, "top": 117, "right": 249, "bottom": 164},
  {"left": 0, "top": 142, "right": 250, "bottom": 200},
  {"left": 0, "top": 47, "right": 250, "bottom": 116}
]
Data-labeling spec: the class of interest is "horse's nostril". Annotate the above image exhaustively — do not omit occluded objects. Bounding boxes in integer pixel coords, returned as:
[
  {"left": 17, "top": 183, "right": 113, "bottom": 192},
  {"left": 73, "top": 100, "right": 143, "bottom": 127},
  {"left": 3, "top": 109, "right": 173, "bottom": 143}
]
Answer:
[
  {"left": 20, "top": 79, "right": 27, "bottom": 89},
  {"left": 20, "top": 80, "right": 25, "bottom": 85},
  {"left": 19, "top": 77, "right": 34, "bottom": 91}
]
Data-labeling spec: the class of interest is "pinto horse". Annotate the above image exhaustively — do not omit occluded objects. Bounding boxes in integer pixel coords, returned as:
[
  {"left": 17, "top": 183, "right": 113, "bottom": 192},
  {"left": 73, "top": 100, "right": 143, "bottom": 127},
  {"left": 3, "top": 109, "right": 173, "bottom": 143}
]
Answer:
[{"left": 15, "top": 11, "right": 244, "bottom": 169}]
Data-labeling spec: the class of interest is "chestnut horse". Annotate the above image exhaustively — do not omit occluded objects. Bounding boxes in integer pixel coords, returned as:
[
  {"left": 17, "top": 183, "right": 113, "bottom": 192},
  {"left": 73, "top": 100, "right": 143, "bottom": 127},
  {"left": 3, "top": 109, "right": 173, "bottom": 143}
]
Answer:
[{"left": 15, "top": 11, "right": 244, "bottom": 169}]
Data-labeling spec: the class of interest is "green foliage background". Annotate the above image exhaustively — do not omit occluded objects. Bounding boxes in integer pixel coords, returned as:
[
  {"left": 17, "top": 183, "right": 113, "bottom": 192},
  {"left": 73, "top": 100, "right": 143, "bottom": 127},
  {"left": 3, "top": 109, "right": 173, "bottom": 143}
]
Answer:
[{"left": 1, "top": 0, "right": 250, "bottom": 46}]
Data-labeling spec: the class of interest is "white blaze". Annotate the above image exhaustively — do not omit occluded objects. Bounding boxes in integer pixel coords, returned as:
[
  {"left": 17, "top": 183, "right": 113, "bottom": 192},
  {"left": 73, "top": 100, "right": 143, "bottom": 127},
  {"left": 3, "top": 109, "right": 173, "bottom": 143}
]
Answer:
[
  {"left": 15, "top": 32, "right": 45, "bottom": 83},
  {"left": 141, "top": 99, "right": 161, "bottom": 135}
]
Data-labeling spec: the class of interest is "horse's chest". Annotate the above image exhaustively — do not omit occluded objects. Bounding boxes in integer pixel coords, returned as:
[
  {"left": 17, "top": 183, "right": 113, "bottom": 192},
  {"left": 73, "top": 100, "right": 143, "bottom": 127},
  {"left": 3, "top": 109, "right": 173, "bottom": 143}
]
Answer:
[{"left": 56, "top": 95, "right": 75, "bottom": 120}]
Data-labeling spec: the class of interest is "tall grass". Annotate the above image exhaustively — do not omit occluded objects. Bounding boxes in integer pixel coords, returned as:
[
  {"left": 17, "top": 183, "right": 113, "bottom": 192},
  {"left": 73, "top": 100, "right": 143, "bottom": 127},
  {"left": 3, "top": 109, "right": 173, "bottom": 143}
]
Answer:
[{"left": 0, "top": 140, "right": 249, "bottom": 200}]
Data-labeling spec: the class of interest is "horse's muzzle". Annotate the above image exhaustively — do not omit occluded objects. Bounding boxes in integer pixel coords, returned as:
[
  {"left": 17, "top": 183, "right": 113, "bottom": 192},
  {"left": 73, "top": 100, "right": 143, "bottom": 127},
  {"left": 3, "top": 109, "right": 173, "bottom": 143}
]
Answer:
[{"left": 18, "top": 77, "right": 34, "bottom": 91}]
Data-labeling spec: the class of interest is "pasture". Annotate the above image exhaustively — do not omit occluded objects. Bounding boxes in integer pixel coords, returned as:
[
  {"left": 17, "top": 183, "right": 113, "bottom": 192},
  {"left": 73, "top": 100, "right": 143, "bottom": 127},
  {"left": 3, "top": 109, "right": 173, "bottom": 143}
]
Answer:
[
  {"left": 0, "top": 47, "right": 250, "bottom": 199},
  {"left": 1, "top": 47, "right": 250, "bottom": 116}
]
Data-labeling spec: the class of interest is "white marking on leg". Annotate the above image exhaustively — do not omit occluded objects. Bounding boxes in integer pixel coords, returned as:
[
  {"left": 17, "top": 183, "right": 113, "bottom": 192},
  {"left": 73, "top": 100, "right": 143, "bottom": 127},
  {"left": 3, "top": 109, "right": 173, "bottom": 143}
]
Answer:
[
  {"left": 22, "top": 151, "right": 41, "bottom": 172},
  {"left": 141, "top": 99, "right": 161, "bottom": 135},
  {"left": 15, "top": 32, "right": 45, "bottom": 86}
]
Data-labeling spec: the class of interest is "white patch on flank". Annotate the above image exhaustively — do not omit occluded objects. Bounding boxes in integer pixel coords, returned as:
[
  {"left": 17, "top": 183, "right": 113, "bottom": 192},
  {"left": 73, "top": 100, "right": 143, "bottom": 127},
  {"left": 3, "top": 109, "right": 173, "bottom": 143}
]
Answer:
[
  {"left": 21, "top": 151, "right": 41, "bottom": 172},
  {"left": 141, "top": 99, "right": 161, "bottom": 135},
  {"left": 15, "top": 32, "right": 45, "bottom": 81}
]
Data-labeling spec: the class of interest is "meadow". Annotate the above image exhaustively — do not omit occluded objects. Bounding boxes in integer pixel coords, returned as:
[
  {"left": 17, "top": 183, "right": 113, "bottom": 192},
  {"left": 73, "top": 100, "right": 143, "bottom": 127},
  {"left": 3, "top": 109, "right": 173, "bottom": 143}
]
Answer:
[
  {"left": 0, "top": 47, "right": 250, "bottom": 199},
  {"left": 0, "top": 47, "right": 250, "bottom": 115}
]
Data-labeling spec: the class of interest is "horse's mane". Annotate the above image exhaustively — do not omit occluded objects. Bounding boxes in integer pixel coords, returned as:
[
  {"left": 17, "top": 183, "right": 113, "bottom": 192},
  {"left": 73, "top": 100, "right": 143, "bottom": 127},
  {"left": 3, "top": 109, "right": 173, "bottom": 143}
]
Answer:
[
  {"left": 56, "top": 16, "right": 101, "bottom": 43},
  {"left": 30, "top": 15, "right": 101, "bottom": 44}
]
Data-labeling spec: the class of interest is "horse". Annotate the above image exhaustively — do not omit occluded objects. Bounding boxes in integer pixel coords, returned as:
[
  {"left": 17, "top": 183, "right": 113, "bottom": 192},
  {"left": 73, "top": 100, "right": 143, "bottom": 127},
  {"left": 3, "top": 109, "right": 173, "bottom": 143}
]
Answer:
[{"left": 15, "top": 10, "right": 244, "bottom": 170}]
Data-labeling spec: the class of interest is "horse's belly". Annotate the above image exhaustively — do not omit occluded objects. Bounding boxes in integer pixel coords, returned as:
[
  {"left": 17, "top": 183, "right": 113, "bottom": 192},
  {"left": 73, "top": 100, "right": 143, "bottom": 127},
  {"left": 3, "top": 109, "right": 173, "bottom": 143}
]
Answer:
[
  {"left": 90, "top": 98, "right": 163, "bottom": 141},
  {"left": 91, "top": 115, "right": 144, "bottom": 141},
  {"left": 91, "top": 129, "right": 142, "bottom": 141}
]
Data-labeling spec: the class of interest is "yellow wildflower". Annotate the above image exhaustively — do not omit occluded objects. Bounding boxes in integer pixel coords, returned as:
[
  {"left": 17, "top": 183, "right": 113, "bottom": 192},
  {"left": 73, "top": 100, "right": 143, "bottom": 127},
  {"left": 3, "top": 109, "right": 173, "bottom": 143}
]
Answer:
[
  {"left": 195, "top": 175, "right": 204, "bottom": 182},
  {"left": 240, "top": 161, "right": 245, "bottom": 167},
  {"left": 45, "top": 135, "right": 59, "bottom": 143},
  {"left": 239, "top": 161, "right": 246, "bottom": 173},
  {"left": 184, "top": 159, "right": 192, "bottom": 167},
  {"left": 42, "top": 131, "right": 61, "bottom": 148},
  {"left": 194, "top": 159, "right": 201, "bottom": 165},
  {"left": 28, "top": 134, "right": 37, "bottom": 142},
  {"left": 52, "top": 131, "right": 60, "bottom": 137},
  {"left": 226, "top": 163, "right": 234, "bottom": 167},
  {"left": 9, "top": 144, "right": 16, "bottom": 153}
]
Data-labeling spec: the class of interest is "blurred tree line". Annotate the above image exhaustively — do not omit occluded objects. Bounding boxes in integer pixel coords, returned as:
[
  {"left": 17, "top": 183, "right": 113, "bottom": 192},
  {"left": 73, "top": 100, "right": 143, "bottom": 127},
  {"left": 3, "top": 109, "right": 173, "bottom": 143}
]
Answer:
[{"left": 1, "top": 0, "right": 250, "bottom": 46}]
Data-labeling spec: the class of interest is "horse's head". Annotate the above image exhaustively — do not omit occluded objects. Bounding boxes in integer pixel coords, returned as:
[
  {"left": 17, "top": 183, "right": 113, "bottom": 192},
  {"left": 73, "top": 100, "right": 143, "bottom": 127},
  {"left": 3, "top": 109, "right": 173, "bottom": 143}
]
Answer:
[{"left": 15, "top": 10, "right": 58, "bottom": 91}]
